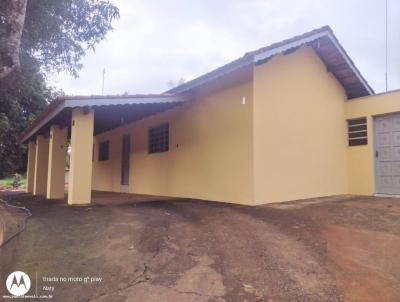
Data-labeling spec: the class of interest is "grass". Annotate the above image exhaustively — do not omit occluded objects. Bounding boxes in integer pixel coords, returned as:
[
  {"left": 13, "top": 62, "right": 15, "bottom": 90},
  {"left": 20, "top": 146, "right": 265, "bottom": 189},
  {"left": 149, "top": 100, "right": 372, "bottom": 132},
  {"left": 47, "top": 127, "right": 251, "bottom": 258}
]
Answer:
[{"left": 0, "top": 175, "right": 26, "bottom": 187}]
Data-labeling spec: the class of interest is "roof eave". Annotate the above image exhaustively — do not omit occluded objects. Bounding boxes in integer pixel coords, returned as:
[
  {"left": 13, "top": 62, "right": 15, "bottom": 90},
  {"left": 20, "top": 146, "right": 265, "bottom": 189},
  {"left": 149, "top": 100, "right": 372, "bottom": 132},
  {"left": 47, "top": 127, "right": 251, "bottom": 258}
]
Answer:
[
  {"left": 18, "top": 94, "right": 190, "bottom": 144},
  {"left": 18, "top": 100, "right": 65, "bottom": 144},
  {"left": 167, "top": 56, "right": 253, "bottom": 94},
  {"left": 253, "top": 30, "right": 374, "bottom": 96},
  {"left": 169, "top": 27, "right": 374, "bottom": 98}
]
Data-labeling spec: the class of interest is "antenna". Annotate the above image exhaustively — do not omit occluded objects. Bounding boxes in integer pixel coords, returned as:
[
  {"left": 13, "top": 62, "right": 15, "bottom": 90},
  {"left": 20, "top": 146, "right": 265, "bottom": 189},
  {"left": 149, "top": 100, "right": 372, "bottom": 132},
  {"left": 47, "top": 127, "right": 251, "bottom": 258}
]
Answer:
[
  {"left": 385, "top": 0, "right": 388, "bottom": 92},
  {"left": 101, "top": 68, "right": 106, "bottom": 95}
]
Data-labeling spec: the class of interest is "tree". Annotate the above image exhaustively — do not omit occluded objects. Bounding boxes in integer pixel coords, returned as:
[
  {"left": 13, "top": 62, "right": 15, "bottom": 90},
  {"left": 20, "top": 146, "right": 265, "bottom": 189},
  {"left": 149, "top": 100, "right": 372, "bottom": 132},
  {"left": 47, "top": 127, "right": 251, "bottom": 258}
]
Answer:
[
  {"left": 22, "top": 0, "right": 120, "bottom": 77},
  {"left": 0, "top": 0, "right": 119, "bottom": 78},
  {"left": 0, "top": 0, "right": 119, "bottom": 177},
  {"left": 0, "top": 54, "right": 53, "bottom": 177},
  {"left": 167, "top": 78, "right": 185, "bottom": 89},
  {"left": 0, "top": 0, "right": 27, "bottom": 79}
]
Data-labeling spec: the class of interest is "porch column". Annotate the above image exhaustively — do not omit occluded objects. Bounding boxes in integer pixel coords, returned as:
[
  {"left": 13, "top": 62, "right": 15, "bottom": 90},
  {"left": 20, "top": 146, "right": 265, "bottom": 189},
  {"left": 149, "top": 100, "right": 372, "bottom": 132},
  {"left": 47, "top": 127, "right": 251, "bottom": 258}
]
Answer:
[
  {"left": 26, "top": 141, "right": 36, "bottom": 193},
  {"left": 33, "top": 135, "right": 49, "bottom": 195},
  {"left": 46, "top": 125, "right": 68, "bottom": 199},
  {"left": 68, "top": 108, "right": 94, "bottom": 205}
]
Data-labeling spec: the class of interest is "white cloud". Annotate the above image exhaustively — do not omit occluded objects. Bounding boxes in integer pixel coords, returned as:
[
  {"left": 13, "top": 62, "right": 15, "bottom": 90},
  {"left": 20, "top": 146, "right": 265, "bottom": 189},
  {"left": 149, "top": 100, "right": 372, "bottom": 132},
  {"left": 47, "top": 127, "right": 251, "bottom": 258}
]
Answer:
[{"left": 48, "top": 0, "right": 400, "bottom": 95}]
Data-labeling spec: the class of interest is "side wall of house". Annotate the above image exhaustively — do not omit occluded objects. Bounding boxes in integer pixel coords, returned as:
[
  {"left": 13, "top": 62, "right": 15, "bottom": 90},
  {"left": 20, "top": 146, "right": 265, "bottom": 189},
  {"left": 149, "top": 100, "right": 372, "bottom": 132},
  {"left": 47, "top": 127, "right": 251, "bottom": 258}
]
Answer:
[
  {"left": 253, "top": 46, "right": 348, "bottom": 204},
  {"left": 345, "top": 90, "right": 400, "bottom": 195},
  {"left": 92, "top": 79, "right": 254, "bottom": 204}
]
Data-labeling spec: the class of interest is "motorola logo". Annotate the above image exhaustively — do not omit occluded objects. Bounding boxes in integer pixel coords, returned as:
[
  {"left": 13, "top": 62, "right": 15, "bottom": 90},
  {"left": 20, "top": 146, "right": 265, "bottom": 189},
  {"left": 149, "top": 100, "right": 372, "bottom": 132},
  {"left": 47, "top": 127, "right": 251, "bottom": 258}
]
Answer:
[{"left": 6, "top": 271, "right": 31, "bottom": 296}]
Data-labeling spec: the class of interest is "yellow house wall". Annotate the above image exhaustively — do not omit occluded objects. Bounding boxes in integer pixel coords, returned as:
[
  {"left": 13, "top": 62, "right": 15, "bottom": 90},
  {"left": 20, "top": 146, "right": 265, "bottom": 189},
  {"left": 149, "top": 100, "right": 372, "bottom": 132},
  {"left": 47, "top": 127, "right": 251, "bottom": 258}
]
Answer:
[
  {"left": 92, "top": 131, "right": 123, "bottom": 192},
  {"left": 345, "top": 90, "right": 400, "bottom": 195},
  {"left": 33, "top": 135, "right": 49, "bottom": 195},
  {"left": 68, "top": 108, "right": 94, "bottom": 205},
  {"left": 92, "top": 79, "right": 254, "bottom": 204},
  {"left": 89, "top": 46, "right": 400, "bottom": 205},
  {"left": 47, "top": 125, "right": 67, "bottom": 199},
  {"left": 253, "top": 47, "right": 348, "bottom": 204}
]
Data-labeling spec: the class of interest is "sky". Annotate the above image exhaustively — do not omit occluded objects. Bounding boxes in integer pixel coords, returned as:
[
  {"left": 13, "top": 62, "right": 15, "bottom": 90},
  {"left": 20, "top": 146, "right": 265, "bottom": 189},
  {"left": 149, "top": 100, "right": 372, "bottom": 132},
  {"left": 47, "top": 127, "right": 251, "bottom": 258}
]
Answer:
[{"left": 49, "top": 0, "right": 400, "bottom": 95}]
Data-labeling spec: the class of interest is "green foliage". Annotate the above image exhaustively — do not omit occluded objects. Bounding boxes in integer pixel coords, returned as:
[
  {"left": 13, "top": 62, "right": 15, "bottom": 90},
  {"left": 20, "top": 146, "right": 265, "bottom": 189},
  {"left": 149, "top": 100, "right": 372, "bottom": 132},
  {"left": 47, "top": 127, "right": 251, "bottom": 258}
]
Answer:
[
  {"left": 0, "top": 0, "right": 119, "bottom": 178},
  {"left": 22, "top": 0, "right": 120, "bottom": 77},
  {"left": 0, "top": 55, "right": 53, "bottom": 178},
  {"left": 65, "top": 141, "right": 71, "bottom": 169},
  {"left": 0, "top": 174, "right": 26, "bottom": 187},
  {"left": 12, "top": 172, "right": 22, "bottom": 188}
]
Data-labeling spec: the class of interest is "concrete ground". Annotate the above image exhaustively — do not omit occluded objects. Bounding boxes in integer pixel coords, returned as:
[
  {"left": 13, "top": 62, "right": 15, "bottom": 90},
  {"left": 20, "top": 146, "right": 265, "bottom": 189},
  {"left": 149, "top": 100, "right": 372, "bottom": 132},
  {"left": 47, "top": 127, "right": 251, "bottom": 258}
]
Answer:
[{"left": 0, "top": 192, "right": 399, "bottom": 302}]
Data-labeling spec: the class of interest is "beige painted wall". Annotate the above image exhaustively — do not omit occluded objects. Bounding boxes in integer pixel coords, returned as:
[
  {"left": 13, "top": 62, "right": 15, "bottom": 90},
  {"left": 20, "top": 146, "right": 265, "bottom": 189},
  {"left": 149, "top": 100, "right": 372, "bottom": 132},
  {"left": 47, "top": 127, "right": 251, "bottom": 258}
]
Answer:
[
  {"left": 47, "top": 125, "right": 67, "bottom": 199},
  {"left": 33, "top": 135, "right": 49, "bottom": 195},
  {"left": 89, "top": 46, "right": 400, "bottom": 205},
  {"left": 345, "top": 90, "right": 400, "bottom": 195},
  {"left": 68, "top": 108, "right": 94, "bottom": 205},
  {"left": 92, "top": 78, "right": 254, "bottom": 204},
  {"left": 253, "top": 47, "right": 348, "bottom": 204}
]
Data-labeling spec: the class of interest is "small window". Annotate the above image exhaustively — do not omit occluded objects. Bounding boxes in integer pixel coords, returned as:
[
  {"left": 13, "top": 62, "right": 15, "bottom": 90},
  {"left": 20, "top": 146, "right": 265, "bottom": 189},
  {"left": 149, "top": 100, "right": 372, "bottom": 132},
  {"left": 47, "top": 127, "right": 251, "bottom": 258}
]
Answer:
[
  {"left": 347, "top": 117, "right": 368, "bottom": 146},
  {"left": 98, "top": 141, "right": 110, "bottom": 161},
  {"left": 148, "top": 123, "right": 169, "bottom": 154}
]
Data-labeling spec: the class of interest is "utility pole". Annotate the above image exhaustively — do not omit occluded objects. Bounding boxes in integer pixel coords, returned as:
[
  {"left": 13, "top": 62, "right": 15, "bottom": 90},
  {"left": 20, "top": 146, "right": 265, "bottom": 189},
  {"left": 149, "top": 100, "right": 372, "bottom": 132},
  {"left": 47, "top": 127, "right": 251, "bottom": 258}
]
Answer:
[
  {"left": 101, "top": 68, "right": 106, "bottom": 95},
  {"left": 385, "top": 0, "right": 388, "bottom": 92}
]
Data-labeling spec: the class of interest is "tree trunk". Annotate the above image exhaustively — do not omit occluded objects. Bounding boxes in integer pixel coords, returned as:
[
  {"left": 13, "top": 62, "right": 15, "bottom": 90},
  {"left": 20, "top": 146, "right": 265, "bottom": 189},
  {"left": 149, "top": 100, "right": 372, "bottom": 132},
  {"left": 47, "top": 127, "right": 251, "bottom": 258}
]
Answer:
[{"left": 0, "top": 0, "right": 28, "bottom": 80}]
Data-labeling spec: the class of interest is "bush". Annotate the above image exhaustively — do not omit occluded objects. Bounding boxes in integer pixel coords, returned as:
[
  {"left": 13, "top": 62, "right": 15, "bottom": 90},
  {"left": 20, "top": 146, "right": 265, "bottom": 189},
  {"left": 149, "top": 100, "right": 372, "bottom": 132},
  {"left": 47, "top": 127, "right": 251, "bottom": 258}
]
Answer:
[{"left": 12, "top": 173, "right": 22, "bottom": 188}]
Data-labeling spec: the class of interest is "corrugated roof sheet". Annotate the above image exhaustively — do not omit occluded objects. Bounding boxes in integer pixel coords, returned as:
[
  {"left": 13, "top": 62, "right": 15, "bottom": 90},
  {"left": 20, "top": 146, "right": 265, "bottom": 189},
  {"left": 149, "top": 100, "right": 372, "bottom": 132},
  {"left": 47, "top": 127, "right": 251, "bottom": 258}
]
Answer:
[
  {"left": 18, "top": 94, "right": 189, "bottom": 143},
  {"left": 167, "top": 25, "right": 373, "bottom": 98},
  {"left": 20, "top": 25, "right": 375, "bottom": 143}
]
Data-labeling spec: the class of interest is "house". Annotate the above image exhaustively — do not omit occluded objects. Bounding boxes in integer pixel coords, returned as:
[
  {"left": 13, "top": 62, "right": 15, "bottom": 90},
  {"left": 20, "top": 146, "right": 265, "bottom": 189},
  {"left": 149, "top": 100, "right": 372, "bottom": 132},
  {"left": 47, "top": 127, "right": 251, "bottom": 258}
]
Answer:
[{"left": 19, "top": 26, "right": 400, "bottom": 205}]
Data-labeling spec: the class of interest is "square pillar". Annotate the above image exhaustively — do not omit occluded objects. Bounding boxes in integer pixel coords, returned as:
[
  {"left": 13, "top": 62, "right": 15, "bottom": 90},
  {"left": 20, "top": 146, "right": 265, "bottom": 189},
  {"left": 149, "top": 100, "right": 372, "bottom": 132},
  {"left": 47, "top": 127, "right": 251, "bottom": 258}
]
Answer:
[
  {"left": 68, "top": 108, "right": 94, "bottom": 205},
  {"left": 26, "top": 141, "right": 36, "bottom": 193},
  {"left": 33, "top": 135, "right": 49, "bottom": 195},
  {"left": 46, "top": 125, "right": 68, "bottom": 199}
]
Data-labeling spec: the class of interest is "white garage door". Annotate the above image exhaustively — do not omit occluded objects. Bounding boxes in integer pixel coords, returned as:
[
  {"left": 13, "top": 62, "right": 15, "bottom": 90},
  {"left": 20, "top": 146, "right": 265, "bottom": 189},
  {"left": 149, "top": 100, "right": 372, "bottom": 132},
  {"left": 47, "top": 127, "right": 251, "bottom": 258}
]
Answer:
[{"left": 375, "top": 113, "right": 400, "bottom": 195}]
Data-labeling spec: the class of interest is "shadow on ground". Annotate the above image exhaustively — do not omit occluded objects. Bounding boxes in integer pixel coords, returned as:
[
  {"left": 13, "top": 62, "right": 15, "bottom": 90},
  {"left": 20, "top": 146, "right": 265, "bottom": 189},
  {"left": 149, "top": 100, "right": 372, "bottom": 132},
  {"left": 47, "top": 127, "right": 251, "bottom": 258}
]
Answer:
[{"left": 0, "top": 192, "right": 399, "bottom": 302}]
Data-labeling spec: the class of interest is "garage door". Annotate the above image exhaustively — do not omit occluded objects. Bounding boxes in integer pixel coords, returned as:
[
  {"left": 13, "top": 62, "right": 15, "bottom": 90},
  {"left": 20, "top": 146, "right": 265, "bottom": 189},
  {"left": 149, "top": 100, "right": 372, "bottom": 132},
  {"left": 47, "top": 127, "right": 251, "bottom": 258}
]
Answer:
[{"left": 375, "top": 113, "right": 400, "bottom": 195}]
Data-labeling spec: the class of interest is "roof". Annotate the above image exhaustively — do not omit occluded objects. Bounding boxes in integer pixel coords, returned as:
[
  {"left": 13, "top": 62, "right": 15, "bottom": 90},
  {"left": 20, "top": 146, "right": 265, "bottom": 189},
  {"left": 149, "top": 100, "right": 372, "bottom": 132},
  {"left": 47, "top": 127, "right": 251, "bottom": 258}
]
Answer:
[
  {"left": 18, "top": 94, "right": 190, "bottom": 143},
  {"left": 167, "top": 26, "right": 374, "bottom": 98},
  {"left": 20, "top": 26, "right": 374, "bottom": 144}
]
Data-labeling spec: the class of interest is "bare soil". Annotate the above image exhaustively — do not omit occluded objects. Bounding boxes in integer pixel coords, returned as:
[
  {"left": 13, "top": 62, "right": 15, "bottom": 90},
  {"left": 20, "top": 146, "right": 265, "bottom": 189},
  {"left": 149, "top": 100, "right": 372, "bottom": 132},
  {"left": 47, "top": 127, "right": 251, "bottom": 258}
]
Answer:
[{"left": 0, "top": 192, "right": 399, "bottom": 302}]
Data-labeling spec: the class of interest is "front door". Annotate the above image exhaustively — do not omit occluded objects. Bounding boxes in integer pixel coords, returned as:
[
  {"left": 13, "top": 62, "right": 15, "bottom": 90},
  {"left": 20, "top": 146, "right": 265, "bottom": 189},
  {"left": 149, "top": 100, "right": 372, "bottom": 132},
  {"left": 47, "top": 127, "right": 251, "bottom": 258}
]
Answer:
[
  {"left": 121, "top": 135, "right": 130, "bottom": 186},
  {"left": 375, "top": 113, "right": 400, "bottom": 194}
]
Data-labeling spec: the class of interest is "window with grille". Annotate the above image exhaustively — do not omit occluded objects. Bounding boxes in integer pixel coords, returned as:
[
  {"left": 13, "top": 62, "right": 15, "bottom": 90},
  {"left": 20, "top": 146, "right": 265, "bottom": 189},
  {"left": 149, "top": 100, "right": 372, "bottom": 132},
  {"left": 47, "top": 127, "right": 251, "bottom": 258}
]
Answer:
[
  {"left": 148, "top": 123, "right": 169, "bottom": 154},
  {"left": 98, "top": 140, "right": 110, "bottom": 161},
  {"left": 347, "top": 117, "right": 367, "bottom": 146}
]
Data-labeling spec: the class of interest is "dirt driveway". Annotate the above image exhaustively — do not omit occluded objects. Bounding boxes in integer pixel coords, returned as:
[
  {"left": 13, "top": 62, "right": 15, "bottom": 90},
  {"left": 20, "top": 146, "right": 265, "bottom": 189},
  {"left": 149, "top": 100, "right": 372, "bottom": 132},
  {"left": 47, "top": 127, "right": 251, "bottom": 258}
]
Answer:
[{"left": 0, "top": 193, "right": 399, "bottom": 302}]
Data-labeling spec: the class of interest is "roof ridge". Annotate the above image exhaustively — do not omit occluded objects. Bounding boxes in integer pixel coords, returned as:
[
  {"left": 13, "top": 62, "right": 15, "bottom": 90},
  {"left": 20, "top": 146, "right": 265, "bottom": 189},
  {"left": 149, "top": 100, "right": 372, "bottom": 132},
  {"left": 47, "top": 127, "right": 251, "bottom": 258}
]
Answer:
[
  {"left": 167, "top": 25, "right": 334, "bottom": 93},
  {"left": 245, "top": 25, "right": 332, "bottom": 57}
]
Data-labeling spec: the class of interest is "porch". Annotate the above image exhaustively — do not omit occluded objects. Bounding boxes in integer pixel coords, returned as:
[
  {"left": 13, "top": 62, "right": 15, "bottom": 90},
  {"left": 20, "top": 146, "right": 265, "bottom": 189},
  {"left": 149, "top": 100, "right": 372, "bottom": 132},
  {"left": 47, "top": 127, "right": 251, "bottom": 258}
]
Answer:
[{"left": 18, "top": 94, "right": 190, "bottom": 205}]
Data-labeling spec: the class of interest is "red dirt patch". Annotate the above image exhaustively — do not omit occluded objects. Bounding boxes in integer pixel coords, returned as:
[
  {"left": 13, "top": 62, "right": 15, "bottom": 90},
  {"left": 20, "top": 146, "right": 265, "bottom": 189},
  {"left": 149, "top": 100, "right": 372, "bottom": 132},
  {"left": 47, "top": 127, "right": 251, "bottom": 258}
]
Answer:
[
  {"left": 324, "top": 225, "right": 400, "bottom": 302},
  {"left": 1, "top": 193, "right": 400, "bottom": 301}
]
